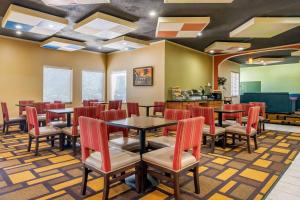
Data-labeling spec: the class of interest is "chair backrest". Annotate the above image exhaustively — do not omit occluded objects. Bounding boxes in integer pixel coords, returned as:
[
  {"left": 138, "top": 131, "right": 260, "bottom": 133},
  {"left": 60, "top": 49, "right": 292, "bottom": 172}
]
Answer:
[
  {"left": 54, "top": 101, "right": 62, "bottom": 103},
  {"left": 83, "top": 99, "right": 99, "bottom": 107},
  {"left": 173, "top": 117, "right": 204, "bottom": 171},
  {"left": 108, "top": 100, "right": 122, "bottom": 110},
  {"left": 153, "top": 101, "right": 165, "bottom": 115},
  {"left": 26, "top": 106, "right": 40, "bottom": 136},
  {"left": 19, "top": 100, "right": 34, "bottom": 115},
  {"left": 1, "top": 102, "right": 9, "bottom": 122},
  {"left": 223, "top": 104, "right": 242, "bottom": 124},
  {"left": 246, "top": 106, "right": 260, "bottom": 134},
  {"left": 45, "top": 103, "right": 66, "bottom": 123},
  {"left": 191, "top": 106, "right": 216, "bottom": 135},
  {"left": 100, "top": 109, "right": 128, "bottom": 137},
  {"left": 79, "top": 117, "right": 111, "bottom": 172},
  {"left": 249, "top": 102, "right": 266, "bottom": 117},
  {"left": 163, "top": 109, "right": 191, "bottom": 136},
  {"left": 33, "top": 102, "right": 49, "bottom": 114},
  {"left": 241, "top": 103, "right": 252, "bottom": 117},
  {"left": 72, "top": 107, "right": 97, "bottom": 136},
  {"left": 90, "top": 102, "right": 106, "bottom": 118},
  {"left": 127, "top": 102, "right": 140, "bottom": 117}
]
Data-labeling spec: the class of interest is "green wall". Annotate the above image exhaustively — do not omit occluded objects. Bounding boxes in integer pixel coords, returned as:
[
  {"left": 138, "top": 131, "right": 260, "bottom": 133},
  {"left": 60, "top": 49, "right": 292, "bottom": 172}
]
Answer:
[
  {"left": 240, "top": 63, "right": 300, "bottom": 93},
  {"left": 165, "top": 41, "right": 213, "bottom": 99}
]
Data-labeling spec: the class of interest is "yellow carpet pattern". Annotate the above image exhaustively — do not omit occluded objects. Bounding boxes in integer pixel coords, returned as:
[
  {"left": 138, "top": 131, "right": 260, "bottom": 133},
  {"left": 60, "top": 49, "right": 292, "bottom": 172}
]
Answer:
[{"left": 0, "top": 130, "right": 300, "bottom": 200}]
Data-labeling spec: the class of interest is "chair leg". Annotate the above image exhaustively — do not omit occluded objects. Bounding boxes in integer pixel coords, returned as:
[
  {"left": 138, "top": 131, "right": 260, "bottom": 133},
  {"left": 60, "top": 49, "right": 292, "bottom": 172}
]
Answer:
[
  {"left": 61, "top": 134, "right": 65, "bottom": 151},
  {"left": 253, "top": 134, "right": 258, "bottom": 150},
  {"left": 2, "top": 123, "right": 5, "bottom": 133},
  {"left": 232, "top": 134, "right": 236, "bottom": 145},
  {"left": 203, "top": 135, "right": 207, "bottom": 145},
  {"left": 35, "top": 137, "right": 39, "bottom": 156},
  {"left": 103, "top": 174, "right": 110, "bottom": 200},
  {"left": 28, "top": 135, "right": 32, "bottom": 152},
  {"left": 135, "top": 165, "right": 141, "bottom": 193},
  {"left": 5, "top": 124, "right": 9, "bottom": 134},
  {"left": 81, "top": 166, "right": 89, "bottom": 195},
  {"left": 211, "top": 135, "right": 215, "bottom": 153},
  {"left": 222, "top": 134, "right": 226, "bottom": 149},
  {"left": 51, "top": 136, "right": 55, "bottom": 147},
  {"left": 193, "top": 166, "right": 200, "bottom": 194},
  {"left": 263, "top": 121, "right": 265, "bottom": 131},
  {"left": 59, "top": 134, "right": 64, "bottom": 151},
  {"left": 72, "top": 136, "right": 77, "bottom": 156},
  {"left": 173, "top": 173, "right": 180, "bottom": 200},
  {"left": 246, "top": 135, "right": 251, "bottom": 153}
]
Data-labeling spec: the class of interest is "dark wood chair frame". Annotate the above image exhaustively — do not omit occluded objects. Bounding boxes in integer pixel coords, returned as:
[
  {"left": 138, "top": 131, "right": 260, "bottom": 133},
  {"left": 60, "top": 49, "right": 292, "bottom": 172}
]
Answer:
[
  {"left": 2, "top": 119, "right": 26, "bottom": 134},
  {"left": 81, "top": 161, "right": 141, "bottom": 200},
  {"left": 60, "top": 134, "right": 79, "bottom": 156},
  {"left": 143, "top": 161, "right": 200, "bottom": 200},
  {"left": 203, "top": 133, "right": 226, "bottom": 153},
  {"left": 224, "top": 132, "right": 258, "bottom": 153}
]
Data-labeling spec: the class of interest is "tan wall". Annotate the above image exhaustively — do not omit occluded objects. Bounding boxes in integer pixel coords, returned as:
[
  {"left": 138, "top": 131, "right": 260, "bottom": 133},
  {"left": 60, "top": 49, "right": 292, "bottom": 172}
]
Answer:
[
  {"left": 165, "top": 41, "right": 213, "bottom": 99},
  {"left": 218, "top": 60, "right": 241, "bottom": 103},
  {"left": 106, "top": 42, "right": 166, "bottom": 109},
  {"left": 0, "top": 36, "right": 106, "bottom": 118}
]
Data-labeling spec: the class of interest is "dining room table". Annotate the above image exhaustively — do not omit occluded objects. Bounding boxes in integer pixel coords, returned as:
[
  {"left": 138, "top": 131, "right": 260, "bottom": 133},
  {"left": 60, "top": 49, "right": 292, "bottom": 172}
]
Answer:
[
  {"left": 214, "top": 108, "right": 245, "bottom": 127},
  {"left": 139, "top": 105, "right": 160, "bottom": 117},
  {"left": 47, "top": 108, "right": 74, "bottom": 127},
  {"left": 107, "top": 116, "right": 177, "bottom": 192}
]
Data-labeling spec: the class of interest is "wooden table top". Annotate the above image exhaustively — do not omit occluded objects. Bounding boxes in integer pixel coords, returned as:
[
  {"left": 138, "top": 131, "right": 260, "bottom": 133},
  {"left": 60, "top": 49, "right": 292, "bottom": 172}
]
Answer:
[
  {"left": 214, "top": 109, "right": 244, "bottom": 113},
  {"left": 47, "top": 108, "right": 74, "bottom": 114}
]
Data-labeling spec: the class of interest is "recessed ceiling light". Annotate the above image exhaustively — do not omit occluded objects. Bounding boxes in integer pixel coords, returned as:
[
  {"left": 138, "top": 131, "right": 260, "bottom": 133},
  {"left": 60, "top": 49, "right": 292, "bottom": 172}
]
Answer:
[
  {"left": 238, "top": 47, "right": 244, "bottom": 51},
  {"left": 48, "top": 24, "right": 54, "bottom": 28},
  {"left": 124, "top": 47, "right": 129, "bottom": 51},
  {"left": 16, "top": 30, "right": 22, "bottom": 35},
  {"left": 123, "top": 42, "right": 127, "bottom": 45},
  {"left": 15, "top": 24, "right": 23, "bottom": 29},
  {"left": 197, "top": 32, "right": 203, "bottom": 37},
  {"left": 98, "top": 46, "right": 102, "bottom": 50},
  {"left": 209, "top": 50, "right": 215, "bottom": 54},
  {"left": 149, "top": 10, "right": 157, "bottom": 17}
]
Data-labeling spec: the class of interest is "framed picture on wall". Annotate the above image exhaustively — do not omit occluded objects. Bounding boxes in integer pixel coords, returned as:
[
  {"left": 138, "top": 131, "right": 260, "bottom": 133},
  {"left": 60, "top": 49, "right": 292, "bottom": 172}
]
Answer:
[{"left": 133, "top": 66, "right": 153, "bottom": 86}]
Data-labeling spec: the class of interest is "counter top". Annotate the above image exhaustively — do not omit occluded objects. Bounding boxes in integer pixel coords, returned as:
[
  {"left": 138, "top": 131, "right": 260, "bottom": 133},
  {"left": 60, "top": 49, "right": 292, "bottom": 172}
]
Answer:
[{"left": 167, "top": 99, "right": 223, "bottom": 102}]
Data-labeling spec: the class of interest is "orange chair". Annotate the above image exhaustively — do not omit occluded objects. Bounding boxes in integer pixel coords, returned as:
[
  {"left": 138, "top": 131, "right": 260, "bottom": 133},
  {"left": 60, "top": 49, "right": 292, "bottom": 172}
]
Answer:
[
  {"left": 1, "top": 102, "right": 26, "bottom": 134},
  {"left": 127, "top": 102, "right": 140, "bottom": 117}
]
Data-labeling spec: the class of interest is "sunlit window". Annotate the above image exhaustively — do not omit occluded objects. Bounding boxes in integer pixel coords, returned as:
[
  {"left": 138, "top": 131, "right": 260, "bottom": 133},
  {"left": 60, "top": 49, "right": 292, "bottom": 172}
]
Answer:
[
  {"left": 82, "top": 70, "right": 104, "bottom": 101},
  {"left": 111, "top": 71, "right": 126, "bottom": 101},
  {"left": 231, "top": 72, "right": 240, "bottom": 96}
]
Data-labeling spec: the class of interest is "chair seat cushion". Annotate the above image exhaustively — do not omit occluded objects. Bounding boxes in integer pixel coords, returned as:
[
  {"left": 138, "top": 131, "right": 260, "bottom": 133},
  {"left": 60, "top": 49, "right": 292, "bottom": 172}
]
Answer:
[
  {"left": 222, "top": 120, "right": 240, "bottom": 127},
  {"left": 142, "top": 147, "right": 197, "bottom": 171},
  {"left": 109, "top": 137, "right": 140, "bottom": 151},
  {"left": 147, "top": 136, "right": 176, "bottom": 148},
  {"left": 242, "top": 117, "right": 248, "bottom": 123},
  {"left": 49, "top": 121, "right": 67, "bottom": 128},
  {"left": 85, "top": 147, "right": 140, "bottom": 173},
  {"left": 62, "top": 126, "right": 80, "bottom": 136},
  {"left": 7, "top": 116, "right": 26, "bottom": 124},
  {"left": 37, "top": 114, "right": 46, "bottom": 122},
  {"left": 225, "top": 125, "right": 257, "bottom": 136},
  {"left": 30, "top": 126, "right": 61, "bottom": 137},
  {"left": 203, "top": 126, "right": 225, "bottom": 135}
]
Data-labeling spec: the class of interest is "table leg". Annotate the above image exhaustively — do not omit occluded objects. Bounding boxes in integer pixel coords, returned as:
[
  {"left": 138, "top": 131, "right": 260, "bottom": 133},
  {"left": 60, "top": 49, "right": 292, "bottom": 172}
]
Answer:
[
  {"left": 139, "top": 129, "right": 147, "bottom": 193},
  {"left": 218, "top": 112, "right": 222, "bottom": 127},
  {"left": 146, "top": 107, "right": 150, "bottom": 117},
  {"left": 67, "top": 113, "right": 71, "bottom": 127}
]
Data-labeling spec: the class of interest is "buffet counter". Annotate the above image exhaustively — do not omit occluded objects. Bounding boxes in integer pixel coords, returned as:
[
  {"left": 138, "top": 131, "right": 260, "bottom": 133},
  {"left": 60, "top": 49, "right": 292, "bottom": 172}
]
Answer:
[{"left": 166, "top": 100, "right": 223, "bottom": 110}]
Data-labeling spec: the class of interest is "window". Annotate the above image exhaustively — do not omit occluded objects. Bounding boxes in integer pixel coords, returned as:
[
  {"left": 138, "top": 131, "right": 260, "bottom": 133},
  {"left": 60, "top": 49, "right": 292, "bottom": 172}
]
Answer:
[
  {"left": 231, "top": 72, "right": 240, "bottom": 96},
  {"left": 43, "top": 66, "right": 72, "bottom": 102},
  {"left": 111, "top": 71, "right": 126, "bottom": 101},
  {"left": 82, "top": 70, "right": 104, "bottom": 101}
]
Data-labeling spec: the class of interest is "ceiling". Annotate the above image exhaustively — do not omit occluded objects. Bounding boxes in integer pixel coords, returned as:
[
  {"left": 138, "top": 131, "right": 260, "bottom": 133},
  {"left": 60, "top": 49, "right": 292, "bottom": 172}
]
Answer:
[{"left": 1, "top": 0, "right": 300, "bottom": 56}]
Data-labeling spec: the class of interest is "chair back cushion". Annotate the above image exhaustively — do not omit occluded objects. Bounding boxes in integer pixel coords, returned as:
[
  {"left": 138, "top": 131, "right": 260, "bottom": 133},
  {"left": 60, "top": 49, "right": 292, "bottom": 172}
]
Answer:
[
  {"left": 19, "top": 100, "right": 34, "bottom": 115},
  {"left": 1, "top": 102, "right": 9, "bottom": 122},
  {"left": 191, "top": 106, "right": 216, "bottom": 134},
  {"left": 127, "top": 102, "right": 140, "bottom": 117},
  {"left": 72, "top": 107, "right": 97, "bottom": 136},
  {"left": 153, "top": 102, "right": 165, "bottom": 115},
  {"left": 223, "top": 104, "right": 242, "bottom": 124},
  {"left": 33, "top": 102, "right": 50, "bottom": 114},
  {"left": 249, "top": 102, "right": 266, "bottom": 117},
  {"left": 163, "top": 109, "right": 191, "bottom": 136},
  {"left": 83, "top": 99, "right": 99, "bottom": 107},
  {"left": 90, "top": 102, "right": 106, "bottom": 118},
  {"left": 241, "top": 103, "right": 251, "bottom": 117},
  {"left": 108, "top": 100, "right": 122, "bottom": 110},
  {"left": 79, "top": 116, "right": 111, "bottom": 172},
  {"left": 26, "top": 106, "right": 40, "bottom": 135},
  {"left": 246, "top": 106, "right": 260, "bottom": 134},
  {"left": 173, "top": 117, "right": 204, "bottom": 170},
  {"left": 100, "top": 110, "right": 128, "bottom": 137},
  {"left": 45, "top": 103, "right": 66, "bottom": 123}
]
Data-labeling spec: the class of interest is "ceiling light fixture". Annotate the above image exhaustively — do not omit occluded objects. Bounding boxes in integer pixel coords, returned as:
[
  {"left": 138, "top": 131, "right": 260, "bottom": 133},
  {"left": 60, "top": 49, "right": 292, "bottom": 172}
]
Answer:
[
  {"left": 16, "top": 30, "right": 22, "bottom": 35},
  {"left": 197, "top": 32, "right": 203, "bottom": 37},
  {"left": 149, "top": 10, "right": 157, "bottom": 17},
  {"left": 48, "top": 24, "right": 54, "bottom": 28},
  {"left": 248, "top": 57, "right": 253, "bottom": 64},
  {"left": 238, "top": 47, "right": 244, "bottom": 51},
  {"left": 15, "top": 24, "right": 23, "bottom": 29},
  {"left": 209, "top": 50, "right": 215, "bottom": 54},
  {"left": 98, "top": 46, "right": 102, "bottom": 50}
]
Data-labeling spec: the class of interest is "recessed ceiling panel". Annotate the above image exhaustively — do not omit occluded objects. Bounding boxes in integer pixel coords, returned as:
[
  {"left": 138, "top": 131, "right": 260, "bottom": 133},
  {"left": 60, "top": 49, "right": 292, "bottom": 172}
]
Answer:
[
  {"left": 230, "top": 17, "right": 300, "bottom": 38},
  {"left": 1, "top": 4, "right": 68, "bottom": 36},
  {"left": 103, "top": 36, "right": 149, "bottom": 51},
  {"left": 41, "top": 0, "right": 110, "bottom": 6},
  {"left": 41, "top": 37, "right": 86, "bottom": 51},
  {"left": 156, "top": 17, "right": 210, "bottom": 38},
  {"left": 205, "top": 42, "right": 251, "bottom": 54},
  {"left": 74, "top": 12, "right": 137, "bottom": 40},
  {"left": 291, "top": 50, "right": 300, "bottom": 57},
  {"left": 164, "top": 0, "right": 234, "bottom": 3},
  {"left": 248, "top": 57, "right": 285, "bottom": 65}
]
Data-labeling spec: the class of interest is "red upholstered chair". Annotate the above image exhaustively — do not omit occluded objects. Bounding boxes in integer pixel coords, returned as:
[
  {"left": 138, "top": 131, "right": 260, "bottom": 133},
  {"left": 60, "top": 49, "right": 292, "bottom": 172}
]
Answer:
[
  {"left": 241, "top": 103, "right": 251, "bottom": 117},
  {"left": 250, "top": 102, "right": 267, "bottom": 131},
  {"left": 62, "top": 107, "right": 97, "bottom": 155},
  {"left": 45, "top": 103, "right": 67, "bottom": 128},
  {"left": 79, "top": 117, "right": 141, "bottom": 198},
  {"left": 148, "top": 109, "right": 191, "bottom": 149},
  {"left": 83, "top": 99, "right": 99, "bottom": 107},
  {"left": 90, "top": 102, "right": 106, "bottom": 118},
  {"left": 153, "top": 101, "right": 165, "bottom": 117},
  {"left": 222, "top": 104, "right": 243, "bottom": 127},
  {"left": 100, "top": 110, "right": 140, "bottom": 151},
  {"left": 33, "top": 102, "right": 50, "bottom": 126},
  {"left": 191, "top": 106, "right": 225, "bottom": 153},
  {"left": 225, "top": 106, "right": 260, "bottom": 153},
  {"left": 19, "top": 100, "right": 34, "bottom": 116},
  {"left": 127, "top": 102, "right": 140, "bottom": 117},
  {"left": 108, "top": 100, "right": 122, "bottom": 110},
  {"left": 1, "top": 102, "right": 26, "bottom": 134},
  {"left": 143, "top": 117, "right": 204, "bottom": 200},
  {"left": 26, "top": 106, "right": 62, "bottom": 156}
]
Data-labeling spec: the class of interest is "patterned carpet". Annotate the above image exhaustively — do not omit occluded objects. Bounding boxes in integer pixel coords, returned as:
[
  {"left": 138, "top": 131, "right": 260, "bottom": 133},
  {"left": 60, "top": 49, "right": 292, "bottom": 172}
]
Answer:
[
  {"left": 267, "top": 113, "right": 300, "bottom": 126},
  {"left": 0, "top": 129, "right": 300, "bottom": 200}
]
